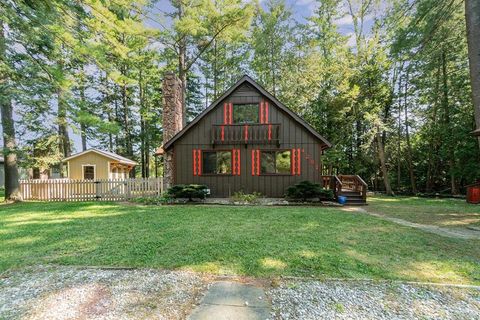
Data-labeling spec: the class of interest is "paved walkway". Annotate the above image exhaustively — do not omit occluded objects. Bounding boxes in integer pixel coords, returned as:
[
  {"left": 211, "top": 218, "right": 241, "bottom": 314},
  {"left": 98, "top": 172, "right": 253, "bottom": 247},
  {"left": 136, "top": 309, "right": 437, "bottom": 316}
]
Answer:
[
  {"left": 345, "top": 207, "right": 480, "bottom": 240},
  {"left": 188, "top": 281, "right": 271, "bottom": 320}
]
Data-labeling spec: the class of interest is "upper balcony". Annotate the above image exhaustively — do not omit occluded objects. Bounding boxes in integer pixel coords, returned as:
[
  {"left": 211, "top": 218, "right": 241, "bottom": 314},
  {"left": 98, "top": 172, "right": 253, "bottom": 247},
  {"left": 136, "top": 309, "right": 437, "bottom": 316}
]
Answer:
[{"left": 211, "top": 123, "right": 280, "bottom": 145}]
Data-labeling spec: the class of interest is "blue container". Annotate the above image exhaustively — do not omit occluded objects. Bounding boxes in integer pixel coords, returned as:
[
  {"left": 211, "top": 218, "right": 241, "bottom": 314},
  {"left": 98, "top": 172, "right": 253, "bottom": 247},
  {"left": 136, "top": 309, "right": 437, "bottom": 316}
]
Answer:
[{"left": 338, "top": 196, "right": 347, "bottom": 205}]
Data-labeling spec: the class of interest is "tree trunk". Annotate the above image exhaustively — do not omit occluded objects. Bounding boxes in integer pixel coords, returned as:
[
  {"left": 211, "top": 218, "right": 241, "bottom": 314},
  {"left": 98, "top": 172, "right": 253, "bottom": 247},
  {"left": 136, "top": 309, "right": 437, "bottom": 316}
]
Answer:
[
  {"left": 79, "top": 70, "right": 87, "bottom": 151},
  {"left": 178, "top": 4, "right": 187, "bottom": 127},
  {"left": 426, "top": 63, "right": 441, "bottom": 193},
  {"left": 57, "top": 83, "right": 71, "bottom": 178},
  {"left": 403, "top": 73, "right": 417, "bottom": 194},
  {"left": 441, "top": 51, "right": 458, "bottom": 195},
  {"left": 121, "top": 80, "right": 134, "bottom": 177},
  {"left": 0, "top": 20, "right": 21, "bottom": 201},
  {"left": 397, "top": 73, "right": 402, "bottom": 191},
  {"left": 465, "top": 0, "right": 480, "bottom": 148},
  {"left": 213, "top": 39, "right": 217, "bottom": 100},
  {"left": 376, "top": 128, "right": 393, "bottom": 195},
  {"left": 114, "top": 87, "right": 120, "bottom": 154},
  {"left": 139, "top": 69, "right": 145, "bottom": 178}
]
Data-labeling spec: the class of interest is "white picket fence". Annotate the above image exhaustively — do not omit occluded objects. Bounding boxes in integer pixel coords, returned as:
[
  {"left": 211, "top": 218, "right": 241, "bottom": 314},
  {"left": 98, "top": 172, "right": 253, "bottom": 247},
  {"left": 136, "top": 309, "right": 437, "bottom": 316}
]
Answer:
[{"left": 19, "top": 178, "right": 165, "bottom": 202}]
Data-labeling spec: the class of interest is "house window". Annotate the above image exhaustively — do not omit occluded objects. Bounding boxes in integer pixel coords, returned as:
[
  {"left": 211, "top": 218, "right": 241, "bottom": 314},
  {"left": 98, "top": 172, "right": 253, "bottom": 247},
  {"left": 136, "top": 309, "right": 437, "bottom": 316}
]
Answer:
[
  {"left": 202, "top": 151, "right": 232, "bottom": 174},
  {"left": 233, "top": 104, "right": 259, "bottom": 124},
  {"left": 83, "top": 165, "right": 95, "bottom": 180},
  {"left": 260, "top": 150, "right": 291, "bottom": 174}
]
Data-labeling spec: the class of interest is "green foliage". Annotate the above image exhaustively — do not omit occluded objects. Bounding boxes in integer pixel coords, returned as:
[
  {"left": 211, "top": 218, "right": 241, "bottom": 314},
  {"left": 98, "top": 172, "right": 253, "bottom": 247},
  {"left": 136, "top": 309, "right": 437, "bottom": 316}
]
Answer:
[
  {"left": 132, "top": 192, "right": 174, "bottom": 205},
  {"left": 167, "top": 184, "right": 209, "bottom": 201},
  {"left": 231, "top": 191, "right": 262, "bottom": 203},
  {"left": 286, "top": 181, "right": 334, "bottom": 201},
  {"left": 2, "top": 0, "right": 479, "bottom": 193}
]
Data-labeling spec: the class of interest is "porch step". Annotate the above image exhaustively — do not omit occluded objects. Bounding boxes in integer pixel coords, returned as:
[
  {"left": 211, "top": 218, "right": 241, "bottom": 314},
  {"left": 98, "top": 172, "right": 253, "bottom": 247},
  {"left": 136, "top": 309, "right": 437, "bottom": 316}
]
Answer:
[{"left": 339, "top": 191, "right": 367, "bottom": 205}]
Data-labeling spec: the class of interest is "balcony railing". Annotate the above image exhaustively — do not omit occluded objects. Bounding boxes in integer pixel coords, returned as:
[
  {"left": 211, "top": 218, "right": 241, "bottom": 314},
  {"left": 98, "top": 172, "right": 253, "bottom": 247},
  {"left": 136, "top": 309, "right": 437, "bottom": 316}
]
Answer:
[{"left": 212, "top": 124, "right": 280, "bottom": 145}]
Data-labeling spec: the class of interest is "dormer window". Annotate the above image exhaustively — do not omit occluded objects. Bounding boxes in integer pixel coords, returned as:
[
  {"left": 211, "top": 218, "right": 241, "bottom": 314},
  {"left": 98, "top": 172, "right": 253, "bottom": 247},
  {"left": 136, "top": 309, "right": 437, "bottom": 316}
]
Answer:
[{"left": 233, "top": 104, "right": 259, "bottom": 124}]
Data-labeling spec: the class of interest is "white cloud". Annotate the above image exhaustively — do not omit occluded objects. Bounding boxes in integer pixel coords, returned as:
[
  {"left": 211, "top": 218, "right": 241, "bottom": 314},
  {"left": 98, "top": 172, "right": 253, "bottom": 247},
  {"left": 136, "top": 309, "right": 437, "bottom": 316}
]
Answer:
[
  {"left": 334, "top": 15, "right": 353, "bottom": 26},
  {"left": 295, "top": 0, "right": 315, "bottom": 5},
  {"left": 346, "top": 32, "right": 356, "bottom": 48}
]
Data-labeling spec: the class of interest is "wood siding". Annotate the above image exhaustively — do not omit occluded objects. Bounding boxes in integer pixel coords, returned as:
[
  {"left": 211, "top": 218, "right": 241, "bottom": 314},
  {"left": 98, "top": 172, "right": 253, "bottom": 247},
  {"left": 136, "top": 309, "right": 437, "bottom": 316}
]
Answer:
[
  {"left": 172, "top": 83, "right": 327, "bottom": 197},
  {"left": 67, "top": 152, "right": 111, "bottom": 180}
]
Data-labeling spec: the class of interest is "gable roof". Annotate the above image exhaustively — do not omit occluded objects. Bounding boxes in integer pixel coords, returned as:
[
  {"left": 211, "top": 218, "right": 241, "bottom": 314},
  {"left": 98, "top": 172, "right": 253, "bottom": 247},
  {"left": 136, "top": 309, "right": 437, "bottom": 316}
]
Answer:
[
  {"left": 163, "top": 75, "right": 332, "bottom": 150},
  {"left": 62, "top": 148, "right": 137, "bottom": 165}
]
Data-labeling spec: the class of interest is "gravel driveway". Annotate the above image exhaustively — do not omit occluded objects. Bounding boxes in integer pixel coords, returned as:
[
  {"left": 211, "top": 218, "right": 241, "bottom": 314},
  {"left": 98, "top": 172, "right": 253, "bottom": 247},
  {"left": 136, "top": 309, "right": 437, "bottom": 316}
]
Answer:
[
  {"left": 268, "top": 279, "right": 480, "bottom": 319},
  {"left": 2, "top": 266, "right": 480, "bottom": 319},
  {"left": 0, "top": 265, "right": 207, "bottom": 320}
]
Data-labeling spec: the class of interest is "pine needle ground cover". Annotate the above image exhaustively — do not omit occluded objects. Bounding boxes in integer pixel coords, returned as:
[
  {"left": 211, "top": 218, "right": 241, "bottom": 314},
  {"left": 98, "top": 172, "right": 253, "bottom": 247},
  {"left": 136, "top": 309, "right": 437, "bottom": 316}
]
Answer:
[
  {"left": 368, "top": 196, "right": 480, "bottom": 228},
  {"left": 1, "top": 201, "right": 479, "bottom": 284}
]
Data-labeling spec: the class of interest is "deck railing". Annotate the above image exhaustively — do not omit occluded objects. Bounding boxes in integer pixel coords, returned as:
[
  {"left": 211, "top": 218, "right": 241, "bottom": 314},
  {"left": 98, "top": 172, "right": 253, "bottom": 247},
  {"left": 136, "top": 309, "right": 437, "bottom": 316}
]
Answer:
[
  {"left": 19, "top": 177, "right": 164, "bottom": 202},
  {"left": 320, "top": 175, "right": 343, "bottom": 199},
  {"left": 338, "top": 175, "right": 368, "bottom": 200},
  {"left": 212, "top": 123, "right": 280, "bottom": 144}
]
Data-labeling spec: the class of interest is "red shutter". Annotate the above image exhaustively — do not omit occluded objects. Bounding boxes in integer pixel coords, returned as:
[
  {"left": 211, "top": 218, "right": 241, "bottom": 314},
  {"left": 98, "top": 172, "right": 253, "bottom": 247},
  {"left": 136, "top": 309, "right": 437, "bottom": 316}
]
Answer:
[
  {"left": 193, "top": 150, "right": 197, "bottom": 176},
  {"left": 265, "top": 101, "right": 269, "bottom": 124},
  {"left": 221, "top": 125, "right": 225, "bottom": 141},
  {"left": 251, "top": 150, "right": 255, "bottom": 176},
  {"left": 223, "top": 103, "right": 227, "bottom": 124},
  {"left": 260, "top": 100, "right": 264, "bottom": 124},
  {"left": 244, "top": 125, "right": 249, "bottom": 142},
  {"left": 256, "top": 150, "right": 260, "bottom": 176},
  {"left": 229, "top": 103, "right": 233, "bottom": 124},
  {"left": 236, "top": 149, "right": 241, "bottom": 175},
  {"left": 232, "top": 149, "right": 241, "bottom": 175},
  {"left": 198, "top": 150, "right": 202, "bottom": 175},
  {"left": 291, "top": 149, "right": 296, "bottom": 175},
  {"left": 232, "top": 150, "right": 236, "bottom": 175},
  {"left": 268, "top": 124, "right": 272, "bottom": 140},
  {"left": 297, "top": 148, "right": 301, "bottom": 175}
]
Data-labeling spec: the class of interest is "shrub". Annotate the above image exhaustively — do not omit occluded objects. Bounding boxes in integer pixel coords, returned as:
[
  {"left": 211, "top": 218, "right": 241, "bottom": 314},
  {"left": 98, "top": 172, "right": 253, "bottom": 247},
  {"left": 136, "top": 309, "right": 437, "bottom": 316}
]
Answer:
[
  {"left": 232, "top": 191, "right": 262, "bottom": 203},
  {"left": 132, "top": 192, "right": 174, "bottom": 205},
  {"left": 167, "top": 184, "right": 209, "bottom": 201},
  {"left": 286, "top": 180, "right": 334, "bottom": 201}
]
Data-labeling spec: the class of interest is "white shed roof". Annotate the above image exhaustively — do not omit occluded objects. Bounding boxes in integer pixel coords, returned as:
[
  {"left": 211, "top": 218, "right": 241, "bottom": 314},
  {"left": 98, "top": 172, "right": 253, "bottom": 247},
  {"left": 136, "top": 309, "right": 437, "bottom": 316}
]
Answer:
[{"left": 62, "top": 148, "right": 137, "bottom": 166}]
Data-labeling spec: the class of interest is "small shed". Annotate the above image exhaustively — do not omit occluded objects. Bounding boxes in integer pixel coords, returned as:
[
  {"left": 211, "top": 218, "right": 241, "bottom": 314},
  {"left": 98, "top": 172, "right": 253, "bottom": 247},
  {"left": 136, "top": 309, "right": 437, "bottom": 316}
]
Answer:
[
  {"left": 0, "top": 156, "right": 4, "bottom": 187},
  {"left": 63, "top": 149, "right": 137, "bottom": 180}
]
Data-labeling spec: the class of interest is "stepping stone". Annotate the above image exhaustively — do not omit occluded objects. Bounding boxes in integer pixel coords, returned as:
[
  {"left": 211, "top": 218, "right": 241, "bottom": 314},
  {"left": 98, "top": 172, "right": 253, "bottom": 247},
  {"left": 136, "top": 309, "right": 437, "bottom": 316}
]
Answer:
[{"left": 188, "top": 281, "right": 271, "bottom": 320}]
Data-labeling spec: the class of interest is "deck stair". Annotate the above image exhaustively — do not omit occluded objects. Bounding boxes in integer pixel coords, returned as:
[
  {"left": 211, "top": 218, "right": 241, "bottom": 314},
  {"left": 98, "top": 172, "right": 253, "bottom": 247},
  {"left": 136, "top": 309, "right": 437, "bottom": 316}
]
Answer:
[{"left": 321, "top": 175, "right": 367, "bottom": 205}]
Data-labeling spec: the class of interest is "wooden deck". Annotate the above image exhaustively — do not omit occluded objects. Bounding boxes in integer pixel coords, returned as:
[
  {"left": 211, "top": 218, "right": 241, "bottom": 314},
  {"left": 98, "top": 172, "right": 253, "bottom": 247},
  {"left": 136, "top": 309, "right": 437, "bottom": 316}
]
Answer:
[{"left": 321, "top": 175, "right": 367, "bottom": 205}]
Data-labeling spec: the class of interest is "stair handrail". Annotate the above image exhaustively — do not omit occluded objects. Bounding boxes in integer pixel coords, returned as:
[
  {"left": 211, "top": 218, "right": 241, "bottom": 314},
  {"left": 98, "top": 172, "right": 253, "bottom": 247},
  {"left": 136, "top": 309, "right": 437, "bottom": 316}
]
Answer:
[
  {"left": 355, "top": 175, "right": 368, "bottom": 201},
  {"left": 332, "top": 175, "right": 343, "bottom": 199},
  {"left": 320, "top": 175, "right": 342, "bottom": 199}
]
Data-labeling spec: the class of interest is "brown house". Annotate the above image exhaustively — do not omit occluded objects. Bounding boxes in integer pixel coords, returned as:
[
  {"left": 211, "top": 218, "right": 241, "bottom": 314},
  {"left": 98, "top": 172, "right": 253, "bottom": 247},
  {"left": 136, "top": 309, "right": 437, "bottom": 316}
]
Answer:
[{"left": 160, "top": 74, "right": 366, "bottom": 202}]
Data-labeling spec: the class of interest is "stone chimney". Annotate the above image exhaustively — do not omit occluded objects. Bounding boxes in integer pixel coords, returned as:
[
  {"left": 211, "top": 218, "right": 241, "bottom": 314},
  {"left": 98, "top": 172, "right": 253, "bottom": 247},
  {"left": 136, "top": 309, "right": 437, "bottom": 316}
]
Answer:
[{"left": 162, "top": 72, "right": 183, "bottom": 187}]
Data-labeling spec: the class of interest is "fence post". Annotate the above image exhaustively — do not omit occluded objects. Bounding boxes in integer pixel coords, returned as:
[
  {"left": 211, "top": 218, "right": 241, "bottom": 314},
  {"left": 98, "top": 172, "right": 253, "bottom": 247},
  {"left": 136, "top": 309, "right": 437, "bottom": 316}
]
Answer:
[
  {"left": 126, "top": 179, "right": 131, "bottom": 200},
  {"left": 95, "top": 180, "right": 100, "bottom": 200}
]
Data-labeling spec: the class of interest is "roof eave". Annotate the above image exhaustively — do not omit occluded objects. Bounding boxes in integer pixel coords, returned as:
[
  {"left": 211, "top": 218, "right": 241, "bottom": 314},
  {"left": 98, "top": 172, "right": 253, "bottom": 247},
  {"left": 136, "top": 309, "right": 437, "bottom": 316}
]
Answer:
[{"left": 163, "top": 75, "right": 333, "bottom": 149}]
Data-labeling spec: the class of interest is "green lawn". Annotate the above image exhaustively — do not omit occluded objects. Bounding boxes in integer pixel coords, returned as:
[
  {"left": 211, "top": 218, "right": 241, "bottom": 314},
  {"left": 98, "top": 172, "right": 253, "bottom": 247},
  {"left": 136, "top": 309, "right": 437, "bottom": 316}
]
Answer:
[
  {"left": 1, "top": 200, "right": 480, "bottom": 284},
  {"left": 368, "top": 195, "right": 480, "bottom": 228}
]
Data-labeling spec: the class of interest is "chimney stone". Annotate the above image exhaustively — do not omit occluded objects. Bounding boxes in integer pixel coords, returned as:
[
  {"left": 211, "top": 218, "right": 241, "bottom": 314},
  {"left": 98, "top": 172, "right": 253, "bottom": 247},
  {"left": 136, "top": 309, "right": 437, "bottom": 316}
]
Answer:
[{"left": 162, "top": 72, "right": 183, "bottom": 187}]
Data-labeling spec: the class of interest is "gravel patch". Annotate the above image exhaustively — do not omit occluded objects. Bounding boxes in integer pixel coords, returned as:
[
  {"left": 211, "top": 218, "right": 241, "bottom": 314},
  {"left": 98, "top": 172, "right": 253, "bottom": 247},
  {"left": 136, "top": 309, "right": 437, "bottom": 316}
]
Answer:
[
  {"left": 0, "top": 265, "right": 207, "bottom": 320},
  {"left": 268, "top": 279, "right": 480, "bottom": 319}
]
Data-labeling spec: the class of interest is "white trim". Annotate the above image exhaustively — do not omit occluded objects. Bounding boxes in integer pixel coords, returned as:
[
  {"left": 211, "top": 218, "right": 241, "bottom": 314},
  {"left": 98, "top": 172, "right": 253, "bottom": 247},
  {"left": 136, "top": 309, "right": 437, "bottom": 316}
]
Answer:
[
  {"left": 62, "top": 148, "right": 137, "bottom": 166},
  {"left": 67, "top": 161, "right": 70, "bottom": 179},
  {"left": 82, "top": 164, "right": 96, "bottom": 180}
]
